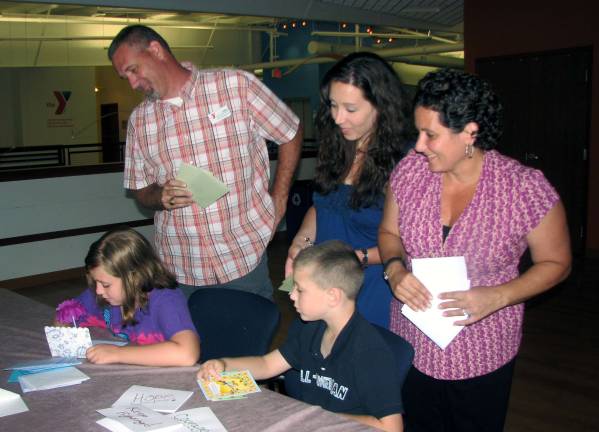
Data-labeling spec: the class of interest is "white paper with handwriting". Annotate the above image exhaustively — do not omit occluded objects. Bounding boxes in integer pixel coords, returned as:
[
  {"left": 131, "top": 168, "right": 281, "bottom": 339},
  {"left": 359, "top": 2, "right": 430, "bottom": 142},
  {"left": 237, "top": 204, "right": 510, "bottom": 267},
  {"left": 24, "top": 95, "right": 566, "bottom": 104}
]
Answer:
[
  {"left": 169, "top": 407, "right": 227, "bottom": 432},
  {"left": 401, "top": 256, "right": 470, "bottom": 349},
  {"left": 112, "top": 385, "right": 194, "bottom": 414},
  {"left": 44, "top": 326, "right": 92, "bottom": 358},
  {"left": 97, "top": 406, "right": 184, "bottom": 432}
]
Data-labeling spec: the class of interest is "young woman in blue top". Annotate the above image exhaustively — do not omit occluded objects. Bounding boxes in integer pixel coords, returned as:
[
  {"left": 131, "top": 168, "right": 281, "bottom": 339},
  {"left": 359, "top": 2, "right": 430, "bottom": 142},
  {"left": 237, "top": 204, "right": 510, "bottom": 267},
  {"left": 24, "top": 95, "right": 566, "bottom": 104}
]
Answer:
[{"left": 285, "top": 52, "right": 415, "bottom": 328}]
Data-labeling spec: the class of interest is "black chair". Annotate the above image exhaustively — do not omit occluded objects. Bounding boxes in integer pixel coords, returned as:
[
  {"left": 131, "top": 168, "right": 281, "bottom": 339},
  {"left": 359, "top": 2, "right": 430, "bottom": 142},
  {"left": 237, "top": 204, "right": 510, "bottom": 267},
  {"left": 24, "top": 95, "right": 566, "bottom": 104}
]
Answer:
[
  {"left": 188, "top": 288, "right": 281, "bottom": 363},
  {"left": 373, "top": 324, "right": 414, "bottom": 386}
]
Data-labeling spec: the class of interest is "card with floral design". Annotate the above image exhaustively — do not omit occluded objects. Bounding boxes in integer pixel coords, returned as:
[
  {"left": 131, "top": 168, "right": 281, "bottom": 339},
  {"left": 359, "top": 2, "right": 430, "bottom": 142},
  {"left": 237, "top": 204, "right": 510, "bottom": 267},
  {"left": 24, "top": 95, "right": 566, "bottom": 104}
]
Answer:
[
  {"left": 44, "top": 326, "right": 92, "bottom": 358},
  {"left": 197, "top": 370, "right": 260, "bottom": 401}
]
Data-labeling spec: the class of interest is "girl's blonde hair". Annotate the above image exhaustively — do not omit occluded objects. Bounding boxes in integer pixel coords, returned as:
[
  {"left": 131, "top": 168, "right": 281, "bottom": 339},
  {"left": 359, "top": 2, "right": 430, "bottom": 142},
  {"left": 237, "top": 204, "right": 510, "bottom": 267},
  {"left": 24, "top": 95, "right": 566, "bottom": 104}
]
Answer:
[{"left": 85, "top": 227, "right": 177, "bottom": 325}]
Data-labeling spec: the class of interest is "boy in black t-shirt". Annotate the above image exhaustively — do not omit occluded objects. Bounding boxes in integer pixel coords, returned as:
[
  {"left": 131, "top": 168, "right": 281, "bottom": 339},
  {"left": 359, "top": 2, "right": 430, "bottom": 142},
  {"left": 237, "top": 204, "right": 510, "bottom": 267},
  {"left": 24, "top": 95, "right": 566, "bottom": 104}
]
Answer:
[{"left": 197, "top": 240, "right": 412, "bottom": 432}]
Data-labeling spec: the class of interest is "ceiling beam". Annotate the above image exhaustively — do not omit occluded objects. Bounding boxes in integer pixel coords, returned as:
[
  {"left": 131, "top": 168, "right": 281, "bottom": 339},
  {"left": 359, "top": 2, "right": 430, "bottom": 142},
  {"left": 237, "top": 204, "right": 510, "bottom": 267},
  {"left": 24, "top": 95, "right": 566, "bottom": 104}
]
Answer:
[
  {"left": 7, "top": 0, "right": 460, "bottom": 31},
  {"left": 0, "top": 14, "right": 279, "bottom": 33},
  {"left": 239, "top": 42, "right": 464, "bottom": 70}
]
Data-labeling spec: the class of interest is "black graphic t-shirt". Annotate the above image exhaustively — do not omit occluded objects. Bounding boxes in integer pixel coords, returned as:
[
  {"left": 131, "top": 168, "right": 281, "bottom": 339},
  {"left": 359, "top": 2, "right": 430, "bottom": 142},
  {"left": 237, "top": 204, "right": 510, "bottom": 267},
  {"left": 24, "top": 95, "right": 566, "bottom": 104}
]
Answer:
[{"left": 279, "top": 311, "right": 409, "bottom": 418}]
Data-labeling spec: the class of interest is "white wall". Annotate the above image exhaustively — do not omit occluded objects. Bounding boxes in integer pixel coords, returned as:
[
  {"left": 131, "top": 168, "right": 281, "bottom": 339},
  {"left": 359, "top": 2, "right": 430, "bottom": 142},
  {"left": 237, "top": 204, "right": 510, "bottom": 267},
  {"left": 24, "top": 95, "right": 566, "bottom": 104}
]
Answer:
[
  {"left": 20, "top": 67, "right": 98, "bottom": 147},
  {"left": 1, "top": 157, "right": 316, "bottom": 281},
  {"left": 1, "top": 227, "right": 155, "bottom": 281},
  {"left": 0, "top": 171, "right": 152, "bottom": 280},
  {"left": 0, "top": 21, "right": 262, "bottom": 149},
  {"left": 0, "top": 67, "right": 99, "bottom": 148}
]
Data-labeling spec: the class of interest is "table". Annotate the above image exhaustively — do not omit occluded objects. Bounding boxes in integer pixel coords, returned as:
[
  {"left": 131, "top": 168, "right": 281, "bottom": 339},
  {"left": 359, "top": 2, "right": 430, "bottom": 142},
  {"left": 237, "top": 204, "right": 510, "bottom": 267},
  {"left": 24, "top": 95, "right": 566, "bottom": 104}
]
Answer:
[{"left": 0, "top": 289, "right": 374, "bottom": 431}]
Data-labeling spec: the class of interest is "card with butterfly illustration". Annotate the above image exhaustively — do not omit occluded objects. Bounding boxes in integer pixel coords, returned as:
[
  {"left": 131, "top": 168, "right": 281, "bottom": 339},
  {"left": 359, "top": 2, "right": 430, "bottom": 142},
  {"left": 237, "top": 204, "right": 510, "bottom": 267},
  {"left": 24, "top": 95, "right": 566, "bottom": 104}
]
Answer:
[{"left": 197, "top": 369, "right": 261, "bottom": 401}]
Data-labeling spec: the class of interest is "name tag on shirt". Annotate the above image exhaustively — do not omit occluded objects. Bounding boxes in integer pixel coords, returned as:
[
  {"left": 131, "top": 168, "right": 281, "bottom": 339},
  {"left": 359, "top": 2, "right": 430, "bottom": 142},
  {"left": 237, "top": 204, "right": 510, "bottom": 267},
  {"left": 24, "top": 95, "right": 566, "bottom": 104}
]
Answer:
[{"left": 208, "top": 105, "right": 232, "bottom": 124}]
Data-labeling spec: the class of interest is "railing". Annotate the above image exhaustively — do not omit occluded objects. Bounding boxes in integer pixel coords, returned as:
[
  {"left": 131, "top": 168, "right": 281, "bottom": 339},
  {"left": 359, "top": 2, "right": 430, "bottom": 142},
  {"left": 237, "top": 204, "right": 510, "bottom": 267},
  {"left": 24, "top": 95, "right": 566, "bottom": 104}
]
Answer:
[
  {"left": 0, "top": 140, "right": 318, "bottom": 185},
  {"left": 1, "top": 140, "right": 318, "bottom": 173},
  {"left": 0, "top": 143, "right": 125, "bottom": 171}
]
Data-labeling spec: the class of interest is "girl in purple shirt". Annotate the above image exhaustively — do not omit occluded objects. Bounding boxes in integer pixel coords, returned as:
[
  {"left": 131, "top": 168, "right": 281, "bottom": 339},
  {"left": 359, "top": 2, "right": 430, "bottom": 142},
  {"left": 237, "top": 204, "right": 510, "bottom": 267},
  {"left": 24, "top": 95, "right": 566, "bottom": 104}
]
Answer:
[
  {"left": 55, "top": 228, "right": 200, "bottom": 366},
  {"left": 379, "top": 69, "right": 571, "bottom": 431}
]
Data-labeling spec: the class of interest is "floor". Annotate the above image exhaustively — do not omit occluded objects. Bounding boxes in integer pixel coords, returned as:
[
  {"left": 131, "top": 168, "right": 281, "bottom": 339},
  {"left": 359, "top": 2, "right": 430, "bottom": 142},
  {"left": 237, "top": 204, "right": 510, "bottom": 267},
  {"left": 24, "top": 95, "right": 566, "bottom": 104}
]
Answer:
[{"left": 11, "top": 235, "right": 599, "bottom": 431}]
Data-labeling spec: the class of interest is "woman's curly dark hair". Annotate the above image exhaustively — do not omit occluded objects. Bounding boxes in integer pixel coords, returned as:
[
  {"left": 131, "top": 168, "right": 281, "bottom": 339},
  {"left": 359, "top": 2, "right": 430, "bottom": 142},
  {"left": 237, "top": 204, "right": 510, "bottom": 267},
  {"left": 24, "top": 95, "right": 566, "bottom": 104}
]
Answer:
[
  {"left": 414, "top": 68, "right": 503, "bottom": 150},
  {"left": 314, "top": 52, "right": 415, "bottom": 209}
]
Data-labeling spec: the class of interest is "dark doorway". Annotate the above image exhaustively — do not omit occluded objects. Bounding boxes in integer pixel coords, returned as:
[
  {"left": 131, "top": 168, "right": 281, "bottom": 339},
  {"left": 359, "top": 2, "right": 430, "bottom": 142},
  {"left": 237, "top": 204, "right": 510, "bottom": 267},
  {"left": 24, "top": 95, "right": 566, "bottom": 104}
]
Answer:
[
  {"left": 476, "top": 47, "right": 592, "bottom": 256},
  {"left": 100, "top": 103, "right": 120, "bottom": 163}
]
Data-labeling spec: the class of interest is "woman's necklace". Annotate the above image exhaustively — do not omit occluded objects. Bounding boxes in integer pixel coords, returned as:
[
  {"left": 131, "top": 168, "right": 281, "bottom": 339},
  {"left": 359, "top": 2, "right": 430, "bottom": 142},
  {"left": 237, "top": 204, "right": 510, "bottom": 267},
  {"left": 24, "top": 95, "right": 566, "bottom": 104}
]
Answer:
[
  {"left": 353, "top": 148, "right": 366, "bottom": 164},
  {"left": 345, "top": 150, "right": 366, "bottom": 185}
]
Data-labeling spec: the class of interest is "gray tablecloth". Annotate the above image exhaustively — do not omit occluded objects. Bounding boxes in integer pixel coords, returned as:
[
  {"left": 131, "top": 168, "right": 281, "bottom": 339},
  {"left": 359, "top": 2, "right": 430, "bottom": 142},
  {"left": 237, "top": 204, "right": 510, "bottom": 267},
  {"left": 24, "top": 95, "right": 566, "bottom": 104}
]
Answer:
[{"left": 0, "top": 289, "right": 374, "bottom": 431}]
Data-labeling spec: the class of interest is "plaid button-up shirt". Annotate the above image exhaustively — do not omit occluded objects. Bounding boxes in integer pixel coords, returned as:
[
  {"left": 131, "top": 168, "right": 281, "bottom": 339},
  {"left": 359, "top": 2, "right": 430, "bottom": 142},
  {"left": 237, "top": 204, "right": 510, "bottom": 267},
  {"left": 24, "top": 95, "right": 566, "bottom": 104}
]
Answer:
[{"left": 124, "top": 64, "right": 299, "bottom": 286}]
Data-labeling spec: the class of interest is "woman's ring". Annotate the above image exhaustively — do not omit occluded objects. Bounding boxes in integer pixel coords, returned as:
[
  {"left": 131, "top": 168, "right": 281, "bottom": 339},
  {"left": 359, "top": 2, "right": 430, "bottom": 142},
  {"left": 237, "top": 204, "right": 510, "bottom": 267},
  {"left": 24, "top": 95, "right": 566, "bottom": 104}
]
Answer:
[
  {"left": 463, "top": 309, "right": 470, "bottom": 318},
  {"left": 169, "top": 197, "right": 175, "bottom": 206}
]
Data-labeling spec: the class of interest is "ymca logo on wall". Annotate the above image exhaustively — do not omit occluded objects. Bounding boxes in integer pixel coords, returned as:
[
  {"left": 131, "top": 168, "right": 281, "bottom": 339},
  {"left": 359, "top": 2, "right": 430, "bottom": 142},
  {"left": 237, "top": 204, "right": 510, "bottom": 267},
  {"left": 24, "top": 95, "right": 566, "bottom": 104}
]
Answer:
[{"left": 53, "top": 90, "right": 72, "bottom": 115}]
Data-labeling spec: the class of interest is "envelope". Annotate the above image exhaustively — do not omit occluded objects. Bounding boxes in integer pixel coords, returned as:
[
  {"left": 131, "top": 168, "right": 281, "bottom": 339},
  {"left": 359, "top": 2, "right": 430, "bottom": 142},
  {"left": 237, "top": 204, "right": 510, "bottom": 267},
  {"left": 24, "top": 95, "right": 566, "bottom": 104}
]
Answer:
[
  {"left": 0, "top": 388, "right": 29, "bottom": 418},
  {"left": 176, "top": 163, "right": 229, "bottom": 208}
]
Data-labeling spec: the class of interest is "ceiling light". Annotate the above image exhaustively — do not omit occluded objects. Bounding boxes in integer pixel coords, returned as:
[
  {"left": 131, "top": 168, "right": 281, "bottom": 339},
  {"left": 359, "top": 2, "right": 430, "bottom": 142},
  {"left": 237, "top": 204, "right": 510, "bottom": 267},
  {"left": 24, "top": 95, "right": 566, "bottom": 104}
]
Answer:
[{"left": 151, "top": 13, "right": 177, "bottom": 20}]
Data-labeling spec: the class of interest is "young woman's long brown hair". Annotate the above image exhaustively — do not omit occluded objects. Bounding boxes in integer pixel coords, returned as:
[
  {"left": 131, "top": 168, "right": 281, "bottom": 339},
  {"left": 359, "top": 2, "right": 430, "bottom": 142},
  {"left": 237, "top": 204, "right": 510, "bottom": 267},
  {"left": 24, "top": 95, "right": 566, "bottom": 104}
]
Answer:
[{"left": 315, "top": 51, "right": 416, "bottom": 209}]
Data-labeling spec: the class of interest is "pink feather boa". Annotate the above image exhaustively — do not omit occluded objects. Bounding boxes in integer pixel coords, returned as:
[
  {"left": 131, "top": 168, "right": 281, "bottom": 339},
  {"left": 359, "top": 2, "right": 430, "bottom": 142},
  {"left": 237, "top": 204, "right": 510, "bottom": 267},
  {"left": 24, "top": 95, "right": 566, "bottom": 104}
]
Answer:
[{"left": 55, "top": 299, "right": 87, "bottom": 325}]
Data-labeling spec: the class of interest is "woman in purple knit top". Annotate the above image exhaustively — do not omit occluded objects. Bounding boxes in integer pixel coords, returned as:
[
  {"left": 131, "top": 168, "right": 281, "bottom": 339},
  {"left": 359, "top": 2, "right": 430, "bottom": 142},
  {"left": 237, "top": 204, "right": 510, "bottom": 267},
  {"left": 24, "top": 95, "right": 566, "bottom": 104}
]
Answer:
[{"left": 378, "top": 69, "right": 571, "bottom": 431}]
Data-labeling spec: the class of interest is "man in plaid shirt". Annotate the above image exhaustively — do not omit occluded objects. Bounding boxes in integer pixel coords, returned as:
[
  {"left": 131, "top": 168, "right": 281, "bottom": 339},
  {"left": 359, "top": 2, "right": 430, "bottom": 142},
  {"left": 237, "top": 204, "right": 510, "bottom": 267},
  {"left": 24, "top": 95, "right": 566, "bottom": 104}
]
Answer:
[{"left": 109, "top": 25, "right": 302, "bottom": 300}]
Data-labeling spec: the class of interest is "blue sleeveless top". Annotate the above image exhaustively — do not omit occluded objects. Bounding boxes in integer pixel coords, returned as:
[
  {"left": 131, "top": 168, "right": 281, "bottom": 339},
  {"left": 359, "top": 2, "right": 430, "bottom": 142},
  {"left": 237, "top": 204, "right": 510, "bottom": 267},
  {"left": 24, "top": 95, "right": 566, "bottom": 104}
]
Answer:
[{"left": 313, "top": 184, "right": 391, "bottom": 328}]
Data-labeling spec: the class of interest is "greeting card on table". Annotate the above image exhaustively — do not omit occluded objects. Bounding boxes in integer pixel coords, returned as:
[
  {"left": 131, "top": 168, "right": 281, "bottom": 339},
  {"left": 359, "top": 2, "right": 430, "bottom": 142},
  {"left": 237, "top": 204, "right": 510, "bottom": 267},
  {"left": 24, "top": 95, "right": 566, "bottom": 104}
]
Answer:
[
  {"left": 17, "top": 366, "right": 89, "bottom": 393},
  {"left": 176, "top": 163, "right": 229, "bottom": 208},
  {"left": 5, "top": 357, "right": 82, "bottom": 372},
  {"left": 97, "top": 406, "right": 184, "bottom": 432},
  {"left": 197, "top": 370, "right": 261, "bottom": 401},
  {"left": 112, "top": 385, "right": 194, "bottom": 414},
  {"left": 0, "top": 387, "right": 29, "bottom": 418},
  {"left": 401, "top": 256, "right": 470, "bottom": 349},
  {"left": 5, "top": 357, "right": 82, "bottom": 383},
  {"left": 44, "top": 326, "right": 92, "bottom": 358},
  {"left": 169, "top": 407, "right": 227, "bottom": 432}
]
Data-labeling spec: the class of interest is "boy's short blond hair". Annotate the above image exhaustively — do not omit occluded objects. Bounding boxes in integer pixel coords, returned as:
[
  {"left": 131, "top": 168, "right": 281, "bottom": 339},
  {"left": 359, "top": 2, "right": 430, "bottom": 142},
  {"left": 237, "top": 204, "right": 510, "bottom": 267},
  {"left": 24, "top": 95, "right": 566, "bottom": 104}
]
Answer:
[{"left": 293, "top": 240, "right": 364, "bottom": 299}]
